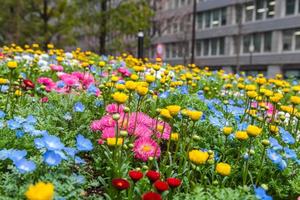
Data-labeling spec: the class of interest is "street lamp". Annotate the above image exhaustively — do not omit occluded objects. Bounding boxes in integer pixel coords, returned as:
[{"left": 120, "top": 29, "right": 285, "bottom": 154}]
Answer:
[
  {"left": 137, "top": 30, "right": 144, "bottom": 59},
  {"left": 249, "top": 44, "right": 254, "bottom": 66}
]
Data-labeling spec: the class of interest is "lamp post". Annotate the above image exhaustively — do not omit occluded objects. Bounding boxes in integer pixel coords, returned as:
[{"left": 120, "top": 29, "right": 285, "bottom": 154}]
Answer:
[
  {"left": 190, "top": 0, "right": 197, "bottom": 64},
  {"left": 137, "top": 30, "right": 144, "bottom": 59},
  {"left": 249, "top": 44, "right": 254, "bottom": 66}
]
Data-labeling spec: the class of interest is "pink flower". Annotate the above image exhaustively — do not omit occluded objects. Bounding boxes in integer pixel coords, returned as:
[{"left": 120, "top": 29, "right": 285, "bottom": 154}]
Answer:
[
  {"left": 37, "top": 77, "right": 56, "bottom": 91},
  {"left": 132, "top": 125, "right": 153, "bottom": 138},
  {"left": 50, "top": 65, "right": 64, "bottom": 71},
  {"left": 97, "top": 139, "right": 104, "bottom": 145},
  {"left": 90, "top": 120, "right": 102, "bottom": 132},
  {"left": 40, "top": 97, "right": 49, "bottom": 103},
  {"left": 106, "top": 103, "right": 124, "bottom": 114},
  {"left": 118, "top": 67, "right": 131, "bottom": 77},
  {"left": 153, "top": 120, "right": 171, "bottom": 140},
  {"left": 90, "top": 115, "right": 116, "bottom": 132},
  {"left": 133, "top": 137, "right": 161, "bottom": 162},
  {"left": 101, "top": 127, "right": 116, "bottom": 139},
  {"left": 59, "top": 73, "right": 79, "bottom": 86}
]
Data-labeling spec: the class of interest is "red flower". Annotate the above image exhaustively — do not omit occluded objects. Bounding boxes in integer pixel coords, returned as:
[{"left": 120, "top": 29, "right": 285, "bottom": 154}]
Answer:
[
  {"left": 112, "top": 178, "right": 130, "bottom": 190},
  {"left": 146, "top": 170, "right": 160, "bottom": 182},
  {"left": 23, "top": 79, "right": 35, "bottom": 89},
  {"left": 40, "top": 97, "right": 49, "bottom": 103},
  {"left": 129, "top": 170, "right": 143, "bottom": 182},
  {"left": 142, "top": 192, "right": 162, "bottom": 200},
  {"left": 154, "top": 180, "right": 169, "bottom": 193},
  {"left": 166, "top": 177, "right": 181, "bottom": 188}
]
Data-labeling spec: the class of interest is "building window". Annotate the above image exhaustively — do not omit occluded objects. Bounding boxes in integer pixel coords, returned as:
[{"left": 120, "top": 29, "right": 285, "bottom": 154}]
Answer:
[
  {"left": 178, "top": 43, "right": 183, "bottom": 57},
  {"left": 245, "top": 2, "right": 255, "bottom": 22},
  {"left": 219, "top": 37, "right": 225, "bottom": 55},
  {"left": 205, "top": 11, "right": 211, "bottom": 28},
  {"left": 203, "top": 39, "right": 209, "bottom": 56},
  {"left": 283, "top": 30, "right": 293, "bottom": 51},
  {"left": 296, "top": 32, "right": 300, "bottom": 50},
  {"left": 172, "top": 43, "right": 177, "bottom": 57},
  {"left": 212, "top": 10, "right": 219, "bottom": 27},
  {"left": 221, "top": 8, "right": 227, "bottom": 25},
  {"left": 211, "top": 39, "right": 218, "bottom": 55},
  {"left": 267, "top": 0, "right": 276, "bottom": 18},
  {"left": 253, "top": 33, "right": 262, "bottom": 52},
  {"left": 264, "top": 32, "right": 272, "bottom": 52},
  {"left": 256, "top": 0, "right": 265, "bottom": 20},
  {"left": 286, "top": 0, "right": 296, "bottom": 15},
  {"left": 196, "top": 40, "right": 201, "bottom": 56},
  {"left": 197, "top": 13, "right": 203, "bottom": 29},
  {"left": 243, "top": 35, "right": 251, "bottom": 53},
  {"left": 166, "top": 44, "right": 170, "bottom": 58}
]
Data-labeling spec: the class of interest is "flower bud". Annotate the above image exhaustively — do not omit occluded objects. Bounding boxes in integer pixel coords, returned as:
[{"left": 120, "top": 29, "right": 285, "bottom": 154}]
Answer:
[
  {"left": 120, "top": 130, "right": 128, "bottom": 137},
  {"left": 148, "top": 156, "right": 154, "bottom": 161},
  {"left": 261, "top": 184, "right": 269, "bottom": 191},
  {"left": 192, "top": 135, "right": 201, "bottom": 141},
  {"left": 124, "top": 107, "right": 130, "bottom": 113},
  {"left": 112, "top": 113, "right": 120, "bottom": 120},
  {"left": 249, "top": 149, "right": 255, "bottom": 155},
  {"left": 142, "top": 165, "right": 149, "bottom": 170},
  {"left": 262, "top": 139, "right": 270, "bottom": 146}
]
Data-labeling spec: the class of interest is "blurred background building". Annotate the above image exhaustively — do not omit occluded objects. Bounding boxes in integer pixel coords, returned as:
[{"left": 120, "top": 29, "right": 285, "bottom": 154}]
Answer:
[{"left": 149, "top": 0, "right": 300, "bottom": 78}]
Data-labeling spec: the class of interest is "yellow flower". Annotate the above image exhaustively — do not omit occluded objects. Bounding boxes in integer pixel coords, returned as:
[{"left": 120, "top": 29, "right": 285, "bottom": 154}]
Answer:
[
  {"left": 99, "top": 61, "right": 106, "bottom": 67},
  {"left": 56, "top": 56, "right": 64, "bottom": 62},
  {"left": 166, "top": 105, "right": 181, "bottom": 116},
  {"left": 130, "top": 74, "right": 139, "bottom": 81},
  {"left": 187, "top": 110, "right": 203, "bottom": 121},
  {"left": 145, "top": 75, "right": 155, "bottom": 83},
  {"left": 256, "top": 77, "right": 267, "bottom": 85},
  {"left": 25, "top": 181, "right": 54, "bottom": 200},
  {"left": 111, "top": 92, "right": 128, "bottom": 104},
  {"left": 235, "top": 131, "right": 249, "bottom": 140},
  {"left": 216, "top": 162, "right": 231, "bottom": 176},
  {"left": 223, "top": 127, "right": 233, "bottom": 136},
  {"left": 171, "top": 133, "right": 179, "bottom": 141},
  {"left": 245, "top": 84, "right": 256, "bottom": 91},
  {"left": 247, "top": 91, "right": 258, "bottom": 99},
  {"left": 115, "top": 84, "right": 125, "bottom": 90},
  {"left": 107, "top": 137, "right": 123, "bottom": 146},
  {"left": 7, "top": 61, "right": 17, "bottom": 69},
  {"left": 136, "top": 86, "right": 148, "bottom": 96},
  {"left": 111, "top": 76, "right": 119, "bottom": 82},
  {"left": 47, "top": 44, "right": 54, "bottom": 49},
  {"left": 189, "top": 150, "right": 209, "bottom": 165},
  {"left": 246, "top": 125, "right": 262, "bottom": 137},
  {"left": 290, "top": 96, "right": 300, "bottom": 105},
  {"left": 125, "top": 81, "right": 137, "bottom": 91},
  {"left": 160, "top": 109, "right": 172, "bottom": 119},
  {"left": 269, "top": 125, "right": 279, "bottom": 134},
  {"left": 15, "top": 90, "right": 22, "bottom": 96},
  {"left": 0, "top": 78, "right": 9, "bottom": 85}
]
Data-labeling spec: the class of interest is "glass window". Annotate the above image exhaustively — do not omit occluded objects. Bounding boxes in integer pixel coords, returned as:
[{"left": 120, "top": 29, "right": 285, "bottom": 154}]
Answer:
[
  {"left": 236, "top": 4, "right": 242, "bottom": 24},
  {"left": 166, "top": 44, "right": 170, "bottom": 58},
  {"left": 295, "top": 32, "right": 300, "bottom": 50},
  {"left": 181, "top": 0, "right": 185, "bottom": 6},
  {"left": 172, "top": 43, "right": 177, "bottom": 57},
  {"left": 173, "top": 23, "right": 178, "bottom": 33},
  {"left": 253, "top": 33, "right": 262, "bottom": 52},
  {"left": 267, "top": 0, "right": 275, "bottom": 18},
  {"left": 286, "top": 0, "right": 295, "bottom": 15},
  {"left": 197, "top": 13, "right": 203, "bottom": 29},
  {"left": 245, "top": 2, "right": 254, "bottom": 22},
  {"left": 212, "top": 10, "right": 219, "bottom": 27},
  {"left": 211, "top": 39, "right": 218, "bottom": 55},
  {"left": 204, "top": 39, "right": 209, "bottom": 55},
  {"left": 205, "top": 11, "right": 211, "bottom": 28},
  {"left": 180, "top": 20, "right": 184, "bottom": 32},
  {"left": 221, "top": 8, "right": 227, "bottom": 25},
  {"left": 256, "top": 0, "right": 265, "bottom": 20},
  {"left": 299, "top": 0, "right": 300, "bottom": 13},
  {"left": 196, "top": 40, "right": 201, "bottom": 56},
  {"left": 167, "top": 19, "right": 172, "bottom": 34},
  {"left": 175, "top": 0, "right": 179, "bottom": 8},
  {"left": 283, "top": 30, "right": 293, "bottom": 51},
  {"left": 178, "top": 43, "right": 183, "bottom": 57},
  {"left": 264, "top": 32, "right": 272, "bottom": 52},
  {"left": 219, "top": 37, "right": 225, "bottom": 55},
  {"left": 243, "top": 35, "right": 251, "bottom": 53}
]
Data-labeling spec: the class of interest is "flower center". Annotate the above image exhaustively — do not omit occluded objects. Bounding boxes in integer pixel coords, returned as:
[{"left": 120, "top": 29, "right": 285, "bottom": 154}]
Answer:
[
  {"left": 157, "top": 125, "right": 163, "bottom": 132},
  {"left": 142, "top": 145, "right": 152, "bottom": 152}
]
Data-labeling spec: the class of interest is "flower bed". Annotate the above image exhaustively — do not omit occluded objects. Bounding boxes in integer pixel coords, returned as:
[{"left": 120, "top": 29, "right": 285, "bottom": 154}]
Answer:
[{"left": 0, "top": 44, "right": 299, "bottom": 200}]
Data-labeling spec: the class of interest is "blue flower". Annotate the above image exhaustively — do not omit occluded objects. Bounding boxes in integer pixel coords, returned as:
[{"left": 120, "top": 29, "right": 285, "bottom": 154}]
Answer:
[
  {"left": 267, "top": 149, "right": 287, "bottom": 171},
  {"left": 178, "top": 85, "right": 188, "bottom": 94},
  {"left": 43, "top": 135, "right": 64, "bottom": 151},
  {"left": 284, "top": 147, "right": 297, "bottom": 160},
  {"left": 95, "top": 100, "right": 103, "bottom": 107},
  {"left": 26, "top": 115, "right": 37, "bottom": 124},
  {"left": 14, "top": 159, "right": 36, "bottom": 173},
  {"left": 279, "top": 127, "right": 295, "bottom": 144},
  {"left": 1, "top": 85, "right": 9, "bottom": 93},
  {"left": 269, "top": 137, "right": 282, "bottom": 151},
  {"left": 238, "top": 122, "right": 248, "bottom": 130},
  {"left": 34, "top": 138, "right": 45, "bottom": 149},
  {"left": 75, "top": 156, "right": 86, "bottom": 164},
  {"left": 0, "top": 110, "right": 6, "bottom": 118},
  {"left": 227, "top": 134, "right": 235, "bottom": 141},
  {"left": 63, "top": 112, "right": 72, "bottom": 121},
  {"left": 159, "top": 91, "right": 170, "bottom": 99},
  {"left": 0, "top": 121, "right": 4, "bottom": 128},
  {"left": 8, "top": 149, "right": 27, "bottom": 162},
  {"left": 7, "top": 119, "right": 21, "bottom": 130},
  {"left": 23, "top": 123, "right": 35, "bottom": 133},
  {"left": 72, "top": 174, "right": 86, "bottom": 184},
  {"left": 243, "top": 153, "right": 249, "bottom": 160},
  {"left": 16, "top": 130, "right": 25, "bottom": 138},
  {"left": 87, "top": 84, "right": 97, "bottom": 95},
  {"left": 0, "top": 149, "right": 9, "bottom": 160},
  {"left": 209, "top": 116, "right": 225, "bottom": 128},
  {"left": 74, "top": 102, "right": 85, "bottom": 112},
  {"left": 64, "top": 147, "right": 77, "bottom": 158},
  {"left": 254, "top": 186, "right": 273, "bottom": 200},
  {"left": 76, "top": 134, "right": 93, "bottom": 151},
  {"left": 43, "top": 151, "right": 62, "bottom": 166}
]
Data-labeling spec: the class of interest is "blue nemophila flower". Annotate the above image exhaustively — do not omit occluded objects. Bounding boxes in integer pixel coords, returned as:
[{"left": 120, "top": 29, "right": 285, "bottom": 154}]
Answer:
[
  {"left": 227, "top": 134, "right": 235, "bottom": 141},
  {"left": 0, "top": 110, "right": 5, "bottom": 118},
  {"left": 0, "top": 121, "right": 4, "bottom": 129},
  {"left": 64, "top": 147, "right": 77, "bottom": 158},
  {"left": 34, "top": 138, "right": 45, "bottom": 149},
  {"left": 63, "top": 112, "right": 72, "bottom": 121},
  {"left": 283, "top": 147, "right": 297, "bottom": 160},
  {"left": 254, "top": 186, "right": 273, "bottom": 200},
  {"left": 159, "top": 91, "right": 170, "bottom": 99},
  {"left": 42, "top": 135, "right": 64, "bottom": 151},
  {"left": 238, "top": 122, "right": 248, "bottom": 130},
  {"left": 14, "top": 158, "right": 36, "bottom": 173},
  {"left": 26, "top": 115, "right": 37, "bottom": 124},
  {"left": 76, "top": 134, "right": 93, "bottom": 151},
  {"left": 30, "top": 130, "right": 48, "bottom": 136},
  {"left": 0, "top": 149, "right": 9, "bottom": 160},
  {"left": 56, "top": 81, "right": 65, "bottom": 88},
  {"left": 209, "top": 116, "right": 226, "bottom": 128},
  {"left": 279, "top": 127, "right": 295, "bottom": 144},
  {"left": 14, "top": 116, "right": 27, "bottom": 124},
  {"left": 75, "top": 156, "right": 86, "bottom": 164},
  {"left": 269, "top": 137, "right": 282, "bottom": 151},
  {"left": 1, "top": 85, "right": 9, "bottom": 93},
  {"left": 95, "top": 100, "right": 103, "bottom": 107},
  {"left": 243, "top": 153, "right": 249, "bottom": 160},
  {"left": 87, "top": 84, "right": 97, "bottom": 95},
  {"left": 178, "top": 85, "right": 188, "bottom": 94},
  {"left": 267, "top": 149, "right": 287, "bottom": 171},
  {"left": 23, "top": 123, "right": 35, "bottom": 133},
  {"left": 16, "top": 130, "right": 25, "bottom": 138},
  {"left": 43, "top": 151, "right": 62, "bottom": 166},
  {"left": 72, "top": 173, "right": 86, "bottom": 184},
  {"left": 8, "top": 149, "right": 27, "bottom": 162},
  {"left": 7, "top": 119, "right": 21, "bottom": 130},
  {"left": 74, "top": 102, "right": 85, "bottom": 112}
]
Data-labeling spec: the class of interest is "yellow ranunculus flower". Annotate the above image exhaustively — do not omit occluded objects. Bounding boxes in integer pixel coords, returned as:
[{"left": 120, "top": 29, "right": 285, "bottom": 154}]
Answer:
[
  {"left": 25, "top": 181, "right": 54, "bottom": 200},
  {"left": 223, "top": 127, "right": 233, "bottom": 135},
  {"left": 189, "top": 150, "right": 209, "bottom": 165},
  {"left": 170, "top": 133, "right": 179, "bottom": 141},
  {"left": 111, "top": 92, "right": 128, "bottom": 104},
  {"left": 187, "top": 110, "right": 203, "bottom": 121},
  {"left": 107, "top": 138, "right": 123, "bottom": 146},
  {"left": 125, "top": 81, "right": 137, "bottom": 91},
  {"left": 136, "top": 86, "right": 148, "bottom": 96},
  {"left": 246, "top": 125, "right": 262, "bottom": 137},
  {"left": 15, "top": 90, "right": 22, "bottom": 96},
  {"left": 7, "top": 61, "right": 17, "bottom": 69},
  {"left": 235, "top": 131, "right": 249, "bottom": 140},
  {"left": 290, "top": 96, "right": 300, "bottom": 105},
  {"left": 166, "top": 105, "right": 181, "bottom": 116},
  {"left": 216, "top": 162, "right": 231, "bottom": 176},
  {"left": 0, "top": 78, "right": 9, "bottom": 85},
  {"left": 160, "top": 109, "right": 172, "bottom": 119}
]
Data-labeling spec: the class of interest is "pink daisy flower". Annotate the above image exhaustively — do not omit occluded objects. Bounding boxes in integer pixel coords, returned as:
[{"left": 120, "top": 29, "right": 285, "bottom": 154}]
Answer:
[
  {"left": 101, "top": 127, "right": 116, "bottom": 139},
  {"left": 152, "top": 120, "right": 171, "bottom": 140},
  {"left": 50, "top": 65, "right": 64, "bottom": 72},
  {"left": 133, "top": 137, "right": 161, "bottom": 162},
  {"left": 106, "top": 103, "right": 124, "bottom": 114}
]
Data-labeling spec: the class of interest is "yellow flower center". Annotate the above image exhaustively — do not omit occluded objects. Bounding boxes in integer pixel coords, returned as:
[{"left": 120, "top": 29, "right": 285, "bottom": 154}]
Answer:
[{"left": 142, "top": 145, "right": 152, "bottom": 152}]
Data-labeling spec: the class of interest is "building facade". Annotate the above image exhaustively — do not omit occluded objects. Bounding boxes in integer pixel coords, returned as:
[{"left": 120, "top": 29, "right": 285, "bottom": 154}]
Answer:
[{"left": 150, "top": 0, "right": 300, "bottom": 78}]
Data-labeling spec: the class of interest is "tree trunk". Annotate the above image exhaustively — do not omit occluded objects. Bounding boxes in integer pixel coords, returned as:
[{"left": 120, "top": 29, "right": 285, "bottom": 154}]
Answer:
[{"left": 99, "top": 0, "right": 107, "bottom": 55}]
